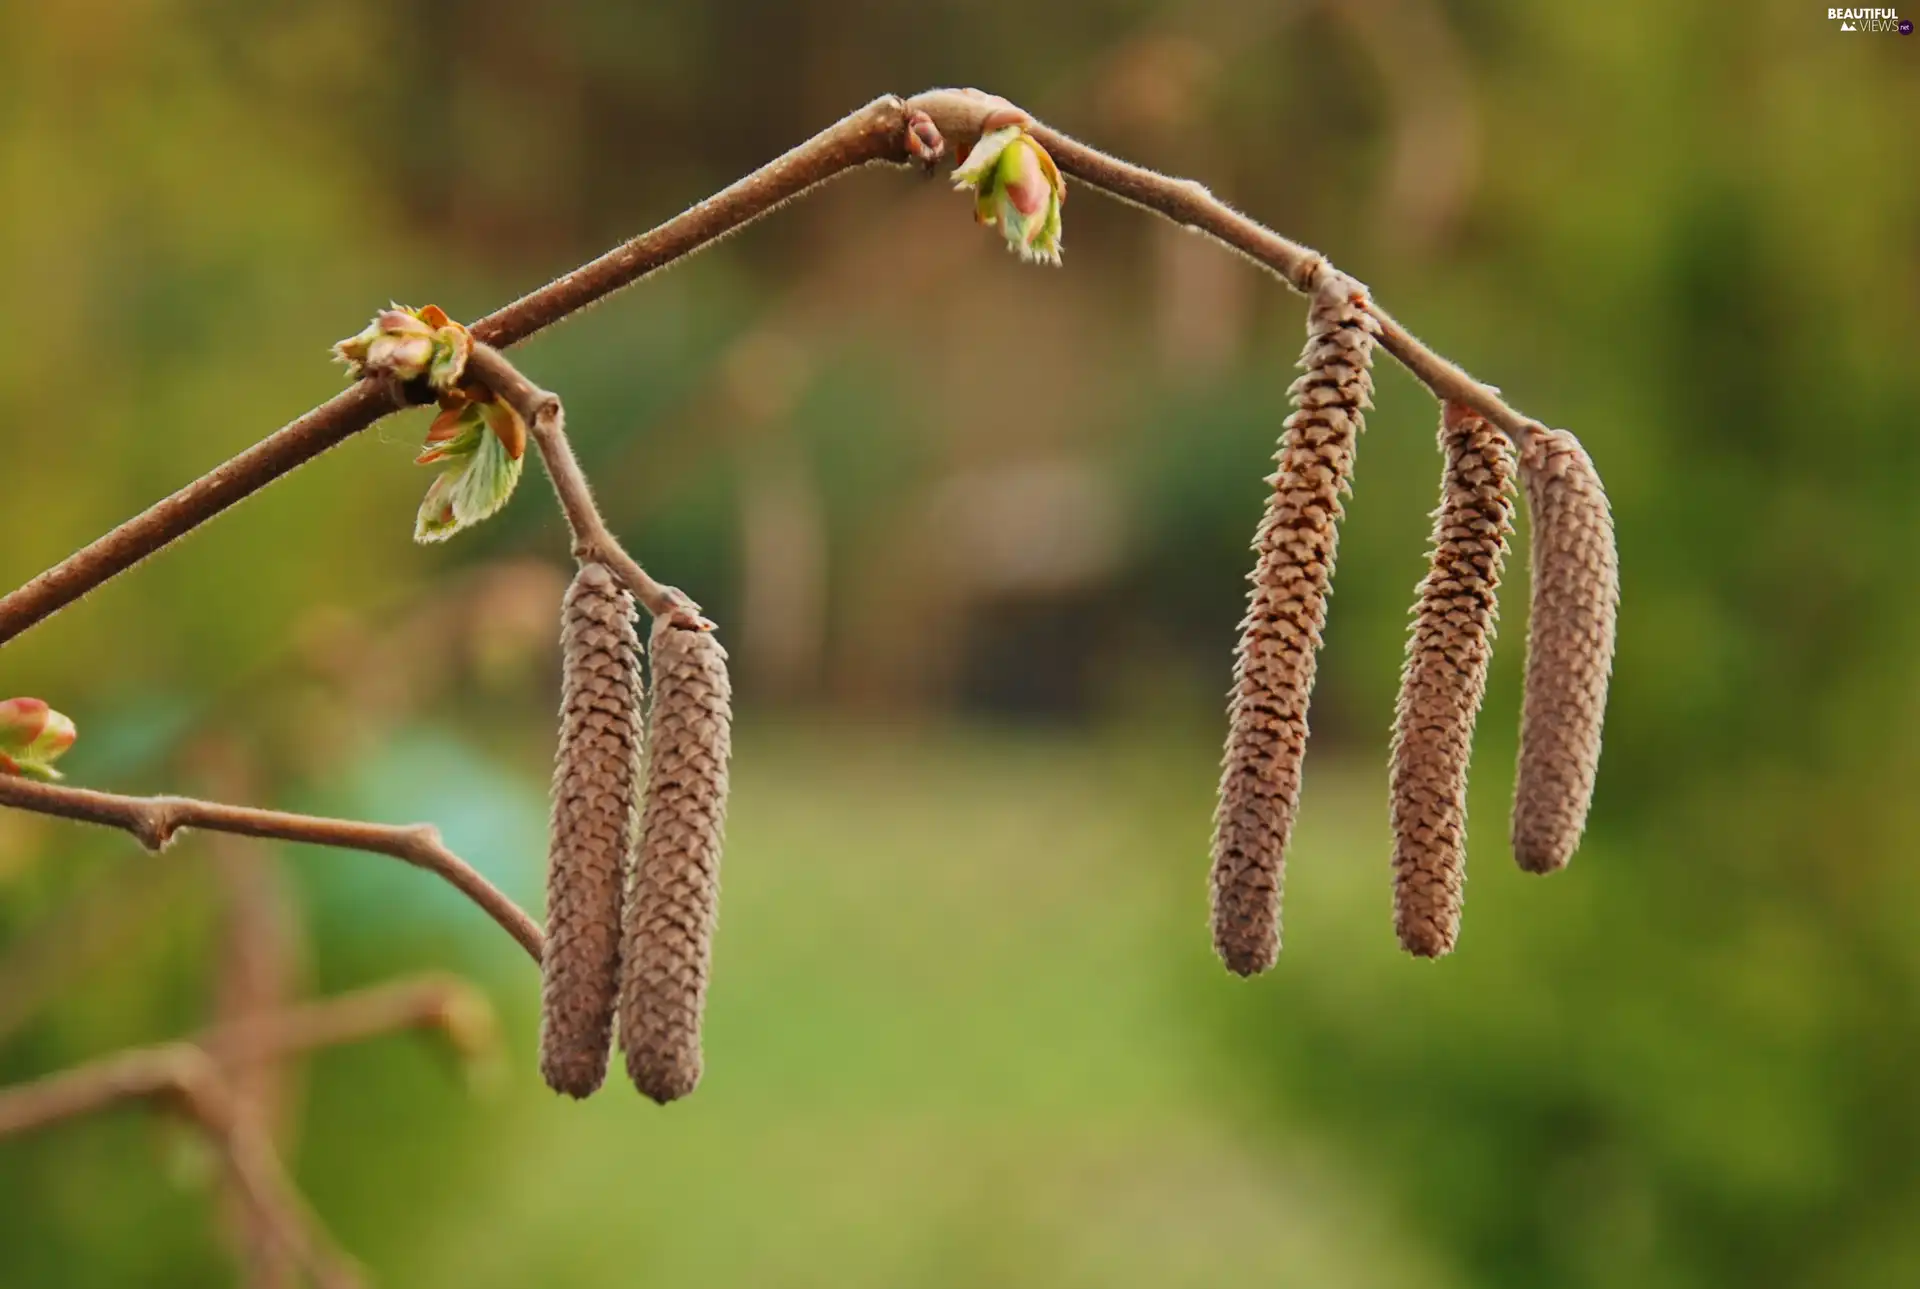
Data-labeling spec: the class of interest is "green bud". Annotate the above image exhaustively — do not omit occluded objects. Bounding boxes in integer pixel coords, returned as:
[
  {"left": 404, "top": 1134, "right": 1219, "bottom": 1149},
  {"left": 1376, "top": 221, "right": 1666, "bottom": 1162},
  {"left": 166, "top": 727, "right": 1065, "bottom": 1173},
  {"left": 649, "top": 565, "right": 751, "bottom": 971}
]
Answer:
[
  {"left": 951, "top": 126, "right": 1066, "bottom": 265},
  {"left": 0, "top": 697, "right": 77, "bottom": 780}
]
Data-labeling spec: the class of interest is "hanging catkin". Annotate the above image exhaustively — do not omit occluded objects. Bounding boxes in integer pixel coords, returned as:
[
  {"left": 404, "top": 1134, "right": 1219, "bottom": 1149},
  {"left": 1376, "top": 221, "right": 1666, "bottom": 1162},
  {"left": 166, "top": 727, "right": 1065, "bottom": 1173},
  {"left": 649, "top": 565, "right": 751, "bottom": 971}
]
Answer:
[
  {"left": 1210, "top": 275, "right": 1379, "bottom": 975},
  {"left": 1512, "top": 426, "right": 1618, "bottom": 873},
  {"left": 1390, "top": 404, "right": 1516, "bottom": 957},
  {"left": 619, "top": 615, "right": 732, "bottom": 1104},
  {"left": 539, "top": 562, "right": 644, "bottom": 1098}
]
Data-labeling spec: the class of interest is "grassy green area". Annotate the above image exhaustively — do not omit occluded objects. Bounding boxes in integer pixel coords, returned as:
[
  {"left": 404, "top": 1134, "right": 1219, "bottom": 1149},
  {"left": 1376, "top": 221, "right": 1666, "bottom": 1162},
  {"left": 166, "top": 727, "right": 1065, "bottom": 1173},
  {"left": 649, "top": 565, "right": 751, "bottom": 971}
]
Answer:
[{"left": 344, "top": 721, "right": 1455, "bottom": 1288}]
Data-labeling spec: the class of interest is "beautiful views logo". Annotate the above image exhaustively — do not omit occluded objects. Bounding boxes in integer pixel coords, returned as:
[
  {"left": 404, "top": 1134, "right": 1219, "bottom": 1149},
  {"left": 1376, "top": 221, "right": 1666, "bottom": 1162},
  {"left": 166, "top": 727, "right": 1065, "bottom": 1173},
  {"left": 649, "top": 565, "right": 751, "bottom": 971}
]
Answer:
[{"left": 1828, "top": 7, "right": 1913, "bottom": 30}]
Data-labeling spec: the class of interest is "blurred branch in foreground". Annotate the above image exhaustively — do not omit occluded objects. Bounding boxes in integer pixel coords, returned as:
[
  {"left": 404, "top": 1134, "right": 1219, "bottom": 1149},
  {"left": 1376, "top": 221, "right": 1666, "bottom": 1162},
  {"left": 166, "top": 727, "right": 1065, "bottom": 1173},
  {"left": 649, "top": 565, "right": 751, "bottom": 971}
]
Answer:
[{"left": 0, "top": 975, "right": 496, "bottom": 1289}]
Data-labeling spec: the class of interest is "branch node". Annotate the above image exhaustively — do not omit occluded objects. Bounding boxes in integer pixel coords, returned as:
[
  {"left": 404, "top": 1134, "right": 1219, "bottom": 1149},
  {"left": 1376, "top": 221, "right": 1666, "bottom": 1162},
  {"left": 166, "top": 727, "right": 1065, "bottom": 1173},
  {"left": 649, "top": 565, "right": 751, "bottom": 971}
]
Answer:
[
  {"left": 1291, "top": 254, "right": 1330, "bottom": 296},
  {"left": 404, "top": 822, "right": 444, "bottom": 855},
  {"left": 139, "top": 799, "right": 185, "bottom": 851},
  {"left": 904, "top": 109, "right": 945, "bottom": 170}
]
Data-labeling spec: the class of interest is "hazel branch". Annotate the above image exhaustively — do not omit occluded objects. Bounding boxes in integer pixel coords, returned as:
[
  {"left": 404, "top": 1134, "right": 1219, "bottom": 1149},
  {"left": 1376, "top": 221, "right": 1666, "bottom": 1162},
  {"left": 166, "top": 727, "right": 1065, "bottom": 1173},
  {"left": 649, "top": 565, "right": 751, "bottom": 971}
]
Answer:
[
  {"left": 0, "top": 94, "right": 916, "bottom": 646},
  {"left": 0, "top": 86, "right": 1552, "bottom": 648},
  {"left": 0, "top": 775, "right": 543, "bottom": 963},
  {"left": 902, "top": 88, "right": 1545, "bottom": 443},
  {"left": 0, "top": 1043, "right": 363, "bottom": 1289},
  {"left": 462, "top": 344, "right": 705, "bottom": 625}
]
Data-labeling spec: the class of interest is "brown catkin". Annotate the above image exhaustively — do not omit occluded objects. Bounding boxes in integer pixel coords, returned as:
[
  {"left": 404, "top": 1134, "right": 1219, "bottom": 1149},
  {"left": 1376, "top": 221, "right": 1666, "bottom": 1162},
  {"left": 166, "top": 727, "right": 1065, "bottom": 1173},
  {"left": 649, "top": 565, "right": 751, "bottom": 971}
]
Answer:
[
  {"left": 539, "top": 562, "right": 644, "bottom": 1098},
  {"left": 1390, "top": 405, "right": 1517, "bottom": 957},
  {"left": 1210, "top": 277, "right": 1379, "bottom": 975},
  {"left": 619, "top": 616, "right": 732, "bottom": 1104},
  {"left": 1512, "top": 427, "right": 1618, "bottom": 873}
]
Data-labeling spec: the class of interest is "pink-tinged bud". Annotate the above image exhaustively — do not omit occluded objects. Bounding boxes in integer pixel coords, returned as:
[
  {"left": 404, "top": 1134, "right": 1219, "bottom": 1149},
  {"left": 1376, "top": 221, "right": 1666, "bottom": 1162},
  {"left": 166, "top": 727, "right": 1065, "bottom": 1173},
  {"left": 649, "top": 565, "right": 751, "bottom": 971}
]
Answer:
[
  {"left": 1002, "top": 144, "right": 1050, "bottom": 219},
  {"left": 0, "top": 697, "right": 76, "bottom": 780},
  {"left": 0, "top": 697, "right": 49, "bottom": 746},
  {"left": 367, "top": 331, "right": 435, "bottom": 376},
  {"left": 377, "top": 308, "right": 426, "bottom": 335},
  {"left": 950, "top": 125, "right": 1065, "bottom": 265},
  {"left": 904, "top": 109, "right": 945, "bottom": 168},
  {"left": 333, "top": 305, "right": 472, "bottom": 390}
]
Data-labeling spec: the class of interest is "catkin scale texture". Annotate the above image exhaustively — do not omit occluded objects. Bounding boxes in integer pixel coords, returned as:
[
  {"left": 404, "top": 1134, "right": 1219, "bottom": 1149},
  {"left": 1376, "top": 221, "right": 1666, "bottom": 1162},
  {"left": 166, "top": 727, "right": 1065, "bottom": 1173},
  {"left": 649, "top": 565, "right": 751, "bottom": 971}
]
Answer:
[
  {"left": 1390, "top": 406, "right": 1516, "bottom": 957},
  {"left": 1210, "top": 280, "right": 1379, "bottom": 975},
  {"left": 539, "top": 563, "right": 644, "bottom": 1098},
  {"left": 619, "top": 616, "right": 732, "bottom": 1104},
  {"left": 1512, "top": 428, "right": 1618, "bottom": 873}
]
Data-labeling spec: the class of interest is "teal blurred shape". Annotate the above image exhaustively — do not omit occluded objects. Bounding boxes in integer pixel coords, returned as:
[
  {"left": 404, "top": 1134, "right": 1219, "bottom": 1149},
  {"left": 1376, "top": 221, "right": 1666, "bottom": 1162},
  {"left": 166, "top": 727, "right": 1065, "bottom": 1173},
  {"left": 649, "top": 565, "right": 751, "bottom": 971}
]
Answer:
[
  {"left": 60, "top": 694, "right": 203, "bottom": 784},
  {"left": 295, "top": 728, "right": 546, "bottom": 953}
]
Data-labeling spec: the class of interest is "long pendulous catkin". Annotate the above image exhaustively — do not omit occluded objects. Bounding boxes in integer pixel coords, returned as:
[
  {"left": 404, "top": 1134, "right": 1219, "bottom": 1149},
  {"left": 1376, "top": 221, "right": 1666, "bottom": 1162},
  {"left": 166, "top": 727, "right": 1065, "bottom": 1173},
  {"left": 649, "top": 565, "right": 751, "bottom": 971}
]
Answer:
[
  {"left": 1511, "top": 426, "right": 1618, "bottom": 873},
  {"left": 1210, "top": 276, "right": 1379, "bottom": 975},
  {"left": 619, "top": 615, "right": 732, "bottom": 1104},
  {"left": 539, "top": 562, "right": 644, "bottom": 1098},
  {"left": 1390, "top": 404, "right": 1516, "bottom": 957}
]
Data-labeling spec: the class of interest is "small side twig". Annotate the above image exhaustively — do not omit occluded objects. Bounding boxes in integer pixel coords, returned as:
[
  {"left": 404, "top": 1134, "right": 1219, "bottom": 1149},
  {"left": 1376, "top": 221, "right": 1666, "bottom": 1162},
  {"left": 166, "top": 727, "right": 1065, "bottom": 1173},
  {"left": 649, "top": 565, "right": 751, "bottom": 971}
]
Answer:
[
  {"left": 0, "top": 775, "right": 543, "bottom": 963},
  {"left": 464, "top": 344, "right": 708, "bottom": 627},
  {"left": 195, "top": 973, "right": 492, "bottom": 1069},
  {"left": 0, "top": 1044, "right": 362, "bottom": 1289}
]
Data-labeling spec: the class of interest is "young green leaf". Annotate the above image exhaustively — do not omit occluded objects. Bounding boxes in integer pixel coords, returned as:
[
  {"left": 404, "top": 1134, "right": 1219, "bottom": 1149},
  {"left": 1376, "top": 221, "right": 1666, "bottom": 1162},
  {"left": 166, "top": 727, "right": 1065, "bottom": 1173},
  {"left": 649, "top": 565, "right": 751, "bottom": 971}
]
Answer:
[{"left": 413, "top": 405, "right": 526, "bottom": 544}]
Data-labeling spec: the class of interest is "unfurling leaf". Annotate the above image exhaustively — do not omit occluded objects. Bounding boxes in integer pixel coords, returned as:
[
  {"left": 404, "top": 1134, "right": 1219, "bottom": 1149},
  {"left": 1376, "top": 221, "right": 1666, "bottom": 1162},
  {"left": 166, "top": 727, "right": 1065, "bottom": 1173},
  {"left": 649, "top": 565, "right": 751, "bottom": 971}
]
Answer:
[
  {"left": 481, "top": 398, "right": 528, "bottom": 462},
  {"left": 413, "top": 404, "right": 524, "bottom": 544}
]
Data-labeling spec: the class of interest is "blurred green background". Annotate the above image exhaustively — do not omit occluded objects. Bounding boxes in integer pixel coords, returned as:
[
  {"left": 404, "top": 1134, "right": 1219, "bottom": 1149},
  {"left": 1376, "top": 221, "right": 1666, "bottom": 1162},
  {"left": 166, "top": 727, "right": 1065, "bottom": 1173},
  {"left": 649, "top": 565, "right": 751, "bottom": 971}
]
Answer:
[{"left": 4, "top": 1, "right": 1919, "bottom": 1285}]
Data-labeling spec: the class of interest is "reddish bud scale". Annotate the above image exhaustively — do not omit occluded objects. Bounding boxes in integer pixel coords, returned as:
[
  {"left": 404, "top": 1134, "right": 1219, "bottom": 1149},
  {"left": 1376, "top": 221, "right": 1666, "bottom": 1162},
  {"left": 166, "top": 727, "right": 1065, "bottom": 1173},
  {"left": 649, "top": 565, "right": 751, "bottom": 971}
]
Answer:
[
  {"left": 0, "top": 698, "right": 51, "bottom": 746},
  {"left": 539, "top": 563, "right": 645, "bottom": 1097},
  {"left": 1210, "top": 280, "right": 1379, "bottom": 975},
  {"left": 619, "top": 617, "right": 732, "bottom": 1104},
  {"left": 1390, "top": 406, "right": 1517, "bottom": 957},
  {"left": 0, "top": 696, "right": 76, "bottom": 778},
  {"left": 1512, "top": 427, "right": 1618, "bottom": 873}
]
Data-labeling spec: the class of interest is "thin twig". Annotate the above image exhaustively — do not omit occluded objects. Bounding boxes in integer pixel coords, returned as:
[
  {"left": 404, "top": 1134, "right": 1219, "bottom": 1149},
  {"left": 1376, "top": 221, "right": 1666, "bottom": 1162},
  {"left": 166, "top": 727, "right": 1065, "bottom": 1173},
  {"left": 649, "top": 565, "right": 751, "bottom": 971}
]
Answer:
[
  {"left": 0, "top": 1044, "right": 363, "bottom": 1289},
  {"left": 464, "top": 344, "right": 706, "bottom": 625},
  {"left": 1, "top": 85, "right": 1549, "bottom": 646},
  {"left": 196, "top": 973, "right": 487, "bottom": 1068},
  {"left": 0, "top": 775, "right": 543, "bottom": 963},
  {"left": 0, "top": 94, "right": 916, "bottom": 645}
]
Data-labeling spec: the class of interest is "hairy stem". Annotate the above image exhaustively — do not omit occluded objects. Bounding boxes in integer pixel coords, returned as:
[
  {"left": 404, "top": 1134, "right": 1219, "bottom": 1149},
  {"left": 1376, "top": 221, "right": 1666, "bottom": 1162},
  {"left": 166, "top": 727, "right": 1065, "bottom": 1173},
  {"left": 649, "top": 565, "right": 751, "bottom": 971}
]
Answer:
[
  {"left": 464, "top": 345, "right": 703, "bottom": 624},
  {"left": 1, "top": 88, "right": 1552, "bottom": 649},
  {"left": 0, "top": 776, "right": 542, "bottom": 962}
]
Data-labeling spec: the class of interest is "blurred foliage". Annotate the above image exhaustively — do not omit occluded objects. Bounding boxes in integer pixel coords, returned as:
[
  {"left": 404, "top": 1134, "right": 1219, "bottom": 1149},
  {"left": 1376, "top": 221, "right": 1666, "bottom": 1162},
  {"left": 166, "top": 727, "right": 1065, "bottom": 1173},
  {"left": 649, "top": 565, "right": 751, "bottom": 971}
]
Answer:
[{"left": 3, "top": 0, "right": 1919, "bottom": 1285}]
